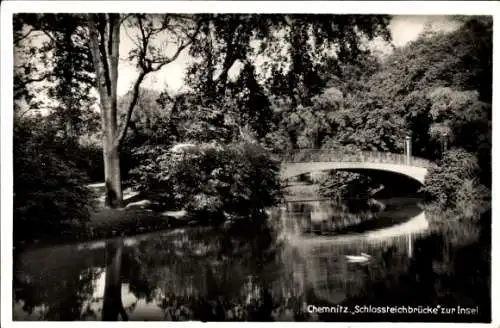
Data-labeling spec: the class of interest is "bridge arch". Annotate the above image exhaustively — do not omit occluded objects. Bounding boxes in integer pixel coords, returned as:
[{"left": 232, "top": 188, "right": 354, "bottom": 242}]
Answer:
[
  {"left": 281, "top": 162, "right": 428, "bottom": 184},
  {"left": 275, "top": 149, "right": 433, "bottom": 185}
]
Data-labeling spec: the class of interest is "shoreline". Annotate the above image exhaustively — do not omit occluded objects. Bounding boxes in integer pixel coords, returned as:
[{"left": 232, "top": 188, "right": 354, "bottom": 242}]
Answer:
[
  {"left": 14, "top": 184, "right": 424, "bottom": 252},
  {"left": 14, "top": 207, "right": 196, "bottom": 252},
  {"left": 14, "top": 181, "right": 456, "bottom": 252}
]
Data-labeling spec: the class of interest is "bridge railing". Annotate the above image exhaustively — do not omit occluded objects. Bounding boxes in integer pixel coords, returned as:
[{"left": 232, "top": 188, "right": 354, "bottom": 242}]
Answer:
[{"left": 273, "top": 149, "right": 433, "bottom": 168}]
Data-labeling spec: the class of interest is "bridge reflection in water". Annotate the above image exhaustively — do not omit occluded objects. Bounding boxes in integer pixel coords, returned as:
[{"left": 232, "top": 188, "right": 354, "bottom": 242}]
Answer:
[{"left": 278, "top": 198, "right": 428, "bottom": 307}]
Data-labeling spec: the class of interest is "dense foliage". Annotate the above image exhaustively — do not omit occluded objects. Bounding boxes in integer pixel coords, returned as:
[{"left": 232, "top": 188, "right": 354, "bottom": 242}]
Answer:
[
  {"left": 129, "top": 142, "right": 282, "bottom": 220},
  {"left": 421, "top": 148, "right": 490, "bottom": 218},
  {"left": 13, "top": 118, "right": 96, "bottom": 243},
  {"left": 312, "top": 17, "right": 491, "bottom": 205},
  {"left": 339, "top": 18, "right": 492, "bottom": 159}
]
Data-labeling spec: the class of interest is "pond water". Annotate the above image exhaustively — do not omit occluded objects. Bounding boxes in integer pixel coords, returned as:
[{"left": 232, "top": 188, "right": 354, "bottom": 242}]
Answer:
[{"left": 13, "top": 196, "right": 490, "bottom": 322}]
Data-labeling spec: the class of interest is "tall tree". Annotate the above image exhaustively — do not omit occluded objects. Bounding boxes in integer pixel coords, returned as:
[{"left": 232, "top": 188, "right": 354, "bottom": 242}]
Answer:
[
  {"left": 14, "top": 13, "right": 203, "bottom": 208},
  {"left": 324, "top": 16, "right": 492, "bottom": 160},
  {"left": 14, "top": 13, "right": 96, "bottom": 130},
  {"left": 86, "top": 14, "right": 202, "bottom": 207},
  {"left": 86, "top": 14, "right": 123, "bottom": 207},
  {"left": 181, "top": 14, "right": 391, "bottom": 146}
]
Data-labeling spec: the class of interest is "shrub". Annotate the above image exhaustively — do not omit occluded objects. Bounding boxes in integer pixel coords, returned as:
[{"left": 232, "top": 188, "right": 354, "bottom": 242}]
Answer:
[
  {"left": 454, "top": 179, "right": 490, "bottom": 219},
  {"left": 129, "top": 142, "right": 282, "bottom": 220},
  {"left": 422, "top": 149, "right": 479, "bottom": 207},
  {"left": 421, "top": 148, "right": 490, "bottom": 213},
  {"left": 14, "top": 119, "right": 96, "bottom": 243},
  {"left": 71, "top": 142, "right": 105, "bottom": 182}
]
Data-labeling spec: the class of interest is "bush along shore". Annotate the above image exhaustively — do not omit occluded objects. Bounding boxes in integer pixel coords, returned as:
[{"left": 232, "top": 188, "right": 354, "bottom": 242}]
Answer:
[
  {"left": 14, "top": 141, "right": 282, "bottom": 249},
  {"left": 421, "top": 148, "right": 490, "bottom": 227}
]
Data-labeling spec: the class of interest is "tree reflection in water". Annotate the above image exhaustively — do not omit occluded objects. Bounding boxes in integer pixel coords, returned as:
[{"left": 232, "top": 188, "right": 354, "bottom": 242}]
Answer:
[
  {"left": 13, "top": 244, "right": 104, "bottom": 320},
  {"left": 122, "top": 218, "right": 289, "bottom": 321},
  {"left": 12, "top": 203, "right": 490, "bottom": 322},
  {"left": 102, "top": 238, "right": 128, "bottom": 320}
]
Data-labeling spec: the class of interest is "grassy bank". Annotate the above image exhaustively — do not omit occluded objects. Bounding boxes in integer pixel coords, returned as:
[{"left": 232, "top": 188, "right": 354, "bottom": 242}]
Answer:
[{"left": 14, "top": 184, "right": 196, "bottom": 250}]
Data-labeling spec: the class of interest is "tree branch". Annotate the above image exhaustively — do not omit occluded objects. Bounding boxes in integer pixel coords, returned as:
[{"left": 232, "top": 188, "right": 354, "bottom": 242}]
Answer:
[
  {"left": 108, "top": 13, "right": 121, "bottom": 123},
  {"left": 115, "top": 16, "right": 205, "bottom": 148},
  {"left": 214, "top": 18, "right": 246, "bottom": 91},
  {"left": 116, "top": 72, "right": 147, "bottom": 148},
  {"left": 123, "top": 24, "right": 141, "bottom": 49},
  {"left": 88, "top": 15, "right": 110, "bottom": 111},
  {"left": 136, "top": 15, "right": 153, "bottom": 71},
  {"left": 14, "top": 27, "right": 36, "bottom": 45},
  {"left": 41, "top": 29, "right": 58, "bottom": 45},
  {"left": 99, "top": 14, "right": 114, "bottom": 96},
  {"left": 150, "top": 17, "right": 205, "bottom": 72},
  {"left": 119, "top": 13, "right": 133, "bottom": 25},
  {"left": 16, "top": 107, "right": 37, "bottom": 119}
]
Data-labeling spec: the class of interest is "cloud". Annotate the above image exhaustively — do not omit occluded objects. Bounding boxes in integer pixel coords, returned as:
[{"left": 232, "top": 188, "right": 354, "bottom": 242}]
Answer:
[{"left": 389, "top": 15, "right": 461, "bottom": 47}]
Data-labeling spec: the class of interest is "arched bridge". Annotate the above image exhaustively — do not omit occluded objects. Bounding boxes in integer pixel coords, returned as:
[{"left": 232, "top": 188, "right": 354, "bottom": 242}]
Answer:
[{"left": 274, "top": 149, "right": 434, "bottom": 184}]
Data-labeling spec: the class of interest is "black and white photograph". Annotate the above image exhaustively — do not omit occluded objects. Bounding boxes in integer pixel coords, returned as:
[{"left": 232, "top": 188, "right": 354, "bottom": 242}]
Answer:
[{"left": 1, "top": 1, "right": 498, "bottom": 325}]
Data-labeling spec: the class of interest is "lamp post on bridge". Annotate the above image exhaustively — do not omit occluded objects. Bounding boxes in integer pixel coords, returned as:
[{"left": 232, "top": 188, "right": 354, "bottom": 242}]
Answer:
[{"left": 405, "top": 135, "right": 412, "bottom": 165}]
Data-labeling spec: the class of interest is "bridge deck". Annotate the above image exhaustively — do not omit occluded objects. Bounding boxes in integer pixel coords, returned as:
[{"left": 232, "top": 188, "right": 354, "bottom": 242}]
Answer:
[{"left": 273, "top": 149, "right": 433, "bottom": 168}]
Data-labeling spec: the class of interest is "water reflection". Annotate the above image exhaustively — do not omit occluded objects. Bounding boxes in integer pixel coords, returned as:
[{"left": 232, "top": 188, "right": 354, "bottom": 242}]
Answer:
[
  {"left": 13, "top": 244, "right": 104, "bottom": 320},
  {"left": 13, "top": 199, "right": 490, "bottom": 322},
  {"left": 285, "top": 198, "right": 423, "bottom": 235},
  {"left": 102, "top": 239, "right": 128, "bottom": 320}
]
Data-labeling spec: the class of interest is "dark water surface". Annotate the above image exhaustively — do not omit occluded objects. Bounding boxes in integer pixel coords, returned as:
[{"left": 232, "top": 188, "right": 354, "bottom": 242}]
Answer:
[{"left": 13, "top": 197, "right": 490, "bottom": 322}]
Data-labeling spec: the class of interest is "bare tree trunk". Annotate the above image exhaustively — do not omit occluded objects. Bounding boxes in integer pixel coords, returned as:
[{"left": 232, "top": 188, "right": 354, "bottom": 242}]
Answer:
[
  {"left": 102, "top": 238, "right": 128, "bottom": 321},
  {"left": 103, "top": 141, "right": 123, "bottom": 208},
  {"left": 102, "top": 118, "right": 123, "bottom": 208},
  {"left": 88, "top": 14, "right": 123, "bottom": 208}
]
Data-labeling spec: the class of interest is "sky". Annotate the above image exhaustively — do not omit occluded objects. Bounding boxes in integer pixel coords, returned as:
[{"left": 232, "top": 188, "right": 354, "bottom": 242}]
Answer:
[
  {"left": 115, "top": 15, "right": 463, "bottom": 96},
  {"left": 389, "top": 15, "right": 461, "bottom": 47}
]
